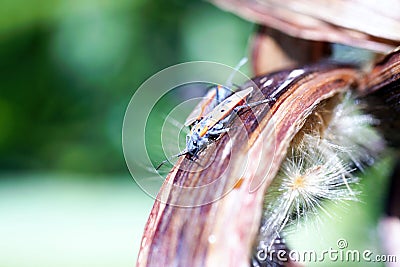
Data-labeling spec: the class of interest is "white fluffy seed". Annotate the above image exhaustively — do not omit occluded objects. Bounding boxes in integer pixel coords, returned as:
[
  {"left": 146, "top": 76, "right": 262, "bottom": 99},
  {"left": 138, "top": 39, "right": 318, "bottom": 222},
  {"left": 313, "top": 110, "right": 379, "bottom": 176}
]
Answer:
[{"left": 257, "top": 92, "right": 383, "bottom": 249}]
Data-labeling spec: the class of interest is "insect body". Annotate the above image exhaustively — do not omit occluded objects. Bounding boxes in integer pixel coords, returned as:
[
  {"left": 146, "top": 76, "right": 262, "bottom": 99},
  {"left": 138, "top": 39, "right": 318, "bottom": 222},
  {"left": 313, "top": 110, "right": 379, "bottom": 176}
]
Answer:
[
  {"left": 184, "top": 85, "right": 233, "bottom": 127},
  {"left": 156, "top": 58, "right": 273, "bottom": 170},
  {"left": 185, "top": 57, "right": 249, "bottom": 127},
  {"left": 185, "top": 86, "right": 254, "bottom": 157},
  {"left": 156, "top": 86, "right": 271, "bottom": 170}
]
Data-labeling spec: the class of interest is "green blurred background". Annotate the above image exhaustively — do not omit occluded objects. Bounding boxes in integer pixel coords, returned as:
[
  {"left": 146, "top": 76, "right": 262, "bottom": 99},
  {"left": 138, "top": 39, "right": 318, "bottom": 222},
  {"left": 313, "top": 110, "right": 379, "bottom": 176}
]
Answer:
[
  {"left": 0, "top": 0, "right": 393, "bottom": 266},
  {"left": 0, "top": 0, "right": 252, "bottom": 266}
]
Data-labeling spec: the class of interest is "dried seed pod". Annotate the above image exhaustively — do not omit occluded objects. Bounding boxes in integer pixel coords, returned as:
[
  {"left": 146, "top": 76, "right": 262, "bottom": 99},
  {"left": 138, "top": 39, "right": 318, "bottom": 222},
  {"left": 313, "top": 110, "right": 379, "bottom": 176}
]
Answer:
[
  {"left": 251, "top": 26, "right": 332, "bottom": 75},
  {"left": 359, "top": 47, "right": 400, "bottom": 147},
  {"left": 137, "top": 63, "right": 361, "bottom": 267},
  {"left": 360, "top": 47, "right": 400, "bottom": 264},
  {"left": 211, "top": 0, "right": 400, "bottom": 53}
]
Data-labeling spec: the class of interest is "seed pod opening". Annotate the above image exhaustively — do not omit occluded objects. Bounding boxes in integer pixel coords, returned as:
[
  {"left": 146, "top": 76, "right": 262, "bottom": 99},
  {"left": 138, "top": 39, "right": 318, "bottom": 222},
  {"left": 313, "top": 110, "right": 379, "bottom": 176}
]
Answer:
[
  {"left": 252, "top": 89, "right": 384, "bottom": 266},
  {"left": 137, "top": 62, "right": 386, "bottom": 267}
]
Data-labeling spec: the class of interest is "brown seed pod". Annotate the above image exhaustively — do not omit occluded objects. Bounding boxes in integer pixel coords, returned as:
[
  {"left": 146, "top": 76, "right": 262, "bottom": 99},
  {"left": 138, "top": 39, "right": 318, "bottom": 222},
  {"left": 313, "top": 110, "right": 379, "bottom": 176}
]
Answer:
[
  {"left": 136, "top": 63, "right": 360, "bottom": 267},
  {"left": 359, "top": 47, "right": 400, "bottom": 147},
  {"left": 211, "top": 0, "right": 400, "bottom": 54},
  {"left": 211, "top": 0, "right": 400, "bottom": 76},
  {"left": 358, "top": 47, "right": 400, "bottom": 266},
  {"left": 251, "top": 26, "right": 332, "bottom": 75}
]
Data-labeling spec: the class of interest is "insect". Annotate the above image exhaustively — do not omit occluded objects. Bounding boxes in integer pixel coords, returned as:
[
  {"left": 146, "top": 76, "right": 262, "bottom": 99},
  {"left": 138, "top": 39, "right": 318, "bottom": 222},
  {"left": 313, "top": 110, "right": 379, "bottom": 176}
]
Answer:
[
  {"left": 156, "top": 86, "right": 271, "bottom": 170},
  {"left": 185, "top": 57, "right": 249, "bottom": 126},
  {"left": 184, "top": 84, "right": 233, "bottom": 127}
]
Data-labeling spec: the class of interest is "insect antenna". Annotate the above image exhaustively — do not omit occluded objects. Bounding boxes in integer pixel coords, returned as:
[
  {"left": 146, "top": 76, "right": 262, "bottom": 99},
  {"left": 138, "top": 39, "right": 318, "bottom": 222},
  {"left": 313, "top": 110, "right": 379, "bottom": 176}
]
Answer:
[
  {"left": 226, "top": 57, "right": 248, "bottom": 87},
  {"left": 155, "top": 150, "right": 188, "bottom": 170}
]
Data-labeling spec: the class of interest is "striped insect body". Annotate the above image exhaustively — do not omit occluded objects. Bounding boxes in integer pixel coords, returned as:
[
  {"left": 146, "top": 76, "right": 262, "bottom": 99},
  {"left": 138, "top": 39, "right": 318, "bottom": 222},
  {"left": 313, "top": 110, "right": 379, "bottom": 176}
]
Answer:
[
  {"left": 185, "top": 86, "right": 254, "bottom": 157},
  {"left": 156, "top": 57, "right": 276, "bottom": 170},
  {"left": 185, "top": 57, "right": 249, "bottom": 127},
  {"left": 184, "top": 84, "right": 233, "bottom": 127},
  {"left": 156, "top": 86, "right": 271, "bottom": 170}
]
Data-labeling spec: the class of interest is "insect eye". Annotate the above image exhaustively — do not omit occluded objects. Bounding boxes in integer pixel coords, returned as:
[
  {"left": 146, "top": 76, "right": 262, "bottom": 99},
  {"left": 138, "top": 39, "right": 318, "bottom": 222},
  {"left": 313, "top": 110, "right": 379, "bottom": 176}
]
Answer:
[
  {"left": 197, "top": 128, "right": 200, "bottom": 132},
  {"left": 193, "top": 141, "right": 197, "bottom": 146}
]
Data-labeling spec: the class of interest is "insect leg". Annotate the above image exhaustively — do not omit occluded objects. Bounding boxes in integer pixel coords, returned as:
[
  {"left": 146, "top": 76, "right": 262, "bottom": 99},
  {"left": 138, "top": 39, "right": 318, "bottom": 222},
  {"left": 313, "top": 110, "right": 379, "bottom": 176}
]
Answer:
[
  {"left": 226, "top": 57, "right": 248, "bottom": 87},
  {"left": 156, "top": 150, "right": 188, "bottom": 170},
  {"left": 215, "top": 85, "right": 233, "bottom": 104},
  {"left": 212, "top": 113, "right": 237, "bottom": 132},
  {"left": 234, "top": 98, "right": 271, "bottom": 112},
  {"left": 207, "top": 128, "right": 230, "bottom": 136}
]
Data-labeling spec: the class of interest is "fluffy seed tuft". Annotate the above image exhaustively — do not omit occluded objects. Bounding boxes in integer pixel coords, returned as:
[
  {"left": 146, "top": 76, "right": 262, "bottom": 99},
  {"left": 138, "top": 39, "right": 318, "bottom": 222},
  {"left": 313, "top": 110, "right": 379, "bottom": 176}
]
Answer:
[{"left": 255, "top": 92, "right": 383, "bottom": 253}]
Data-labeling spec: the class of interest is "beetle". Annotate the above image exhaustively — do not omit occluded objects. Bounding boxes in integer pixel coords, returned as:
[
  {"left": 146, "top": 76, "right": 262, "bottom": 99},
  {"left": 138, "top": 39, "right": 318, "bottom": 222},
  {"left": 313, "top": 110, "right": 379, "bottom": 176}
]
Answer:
[{"left": 156, "top": 86, "right": 270, "bottom": 170}]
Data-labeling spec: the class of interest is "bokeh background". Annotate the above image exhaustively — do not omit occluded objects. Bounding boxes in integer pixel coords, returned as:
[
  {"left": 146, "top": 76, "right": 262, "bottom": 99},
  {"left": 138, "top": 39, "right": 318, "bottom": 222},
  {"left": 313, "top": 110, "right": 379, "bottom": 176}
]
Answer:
[
  {"left": 0, "top": 0, "right": 252, "bottom": 266},
  {"left": 0, "top": 0, "right": 393, "bottom": 266}
]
